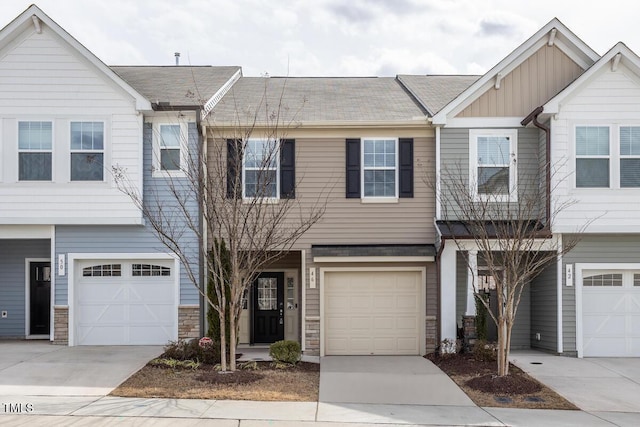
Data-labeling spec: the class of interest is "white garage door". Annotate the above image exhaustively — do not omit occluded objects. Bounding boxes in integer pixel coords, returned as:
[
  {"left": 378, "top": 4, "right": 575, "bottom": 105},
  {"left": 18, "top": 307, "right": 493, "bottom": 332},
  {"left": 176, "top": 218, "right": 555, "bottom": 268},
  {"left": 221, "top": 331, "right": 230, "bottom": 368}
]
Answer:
[
  {"left": 324, "top": 270, "right": 423, "bottom": 355},
  {"left": 75, "top": 260, "right": 177, "bottom": 345},
  {"left": 582, "top": 270, "right": 640, "bottom": 357}
]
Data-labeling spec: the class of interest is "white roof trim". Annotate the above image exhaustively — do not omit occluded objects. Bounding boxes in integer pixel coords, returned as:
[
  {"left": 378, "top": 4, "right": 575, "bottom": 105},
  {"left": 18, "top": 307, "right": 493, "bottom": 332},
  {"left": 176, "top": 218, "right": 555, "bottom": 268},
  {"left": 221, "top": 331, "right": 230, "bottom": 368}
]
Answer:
[
  {"left": 0, "top": 5, "right": 151, "bottom": 111},
  {"left": 202, "top": 68, "right": 242, "bottom": 120},
  {"left": 544, "top": 42, "right": 640, "bottom": 114},
  {"left": 432, "top": 18, "right": 599, "bottom": 125},
  {"left": 313, "top": 256, "right": 434, "bottom": 263}
]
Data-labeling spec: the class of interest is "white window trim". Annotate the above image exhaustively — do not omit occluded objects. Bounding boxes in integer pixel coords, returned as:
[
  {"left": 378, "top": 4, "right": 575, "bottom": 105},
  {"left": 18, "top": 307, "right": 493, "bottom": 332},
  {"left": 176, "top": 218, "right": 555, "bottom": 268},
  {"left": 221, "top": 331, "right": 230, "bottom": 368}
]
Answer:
[
  {"left": 152, "top": 121, "right": 188, "bottom": 178},
  {"left": 242, "top": 138, "right": 280, "bottom": 201},
  {"left": 619, "top": 125, "right": 640, "bottom": 188},
  {"left": 69, "top": 120, "right": 106, "bottom": 182},
  {"left": 360, "top": 137, "right": 399, "bottom": 201},
  {"left": 469, "top": 129, "right": 518, "bottom": 202},
  {"left": 17, "top": 120, "right": 54, "bottom": 182},
  {"left": 573, "top": 124, "right": 612, "bottom": 189}
]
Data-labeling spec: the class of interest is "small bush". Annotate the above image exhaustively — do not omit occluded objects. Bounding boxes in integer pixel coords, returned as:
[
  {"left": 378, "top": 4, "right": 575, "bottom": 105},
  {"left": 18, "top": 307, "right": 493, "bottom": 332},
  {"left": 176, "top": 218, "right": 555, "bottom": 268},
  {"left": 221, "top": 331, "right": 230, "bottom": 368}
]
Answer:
[
  {"left": 269, "top": 340, "right": 301, "bottom": 365},
  {"left": 473, "top": 339, "right": 497, "bottom": 362},
  {"left": 149, "top": 357, "right": 201, "bottom": 370},
  {"left": 162, "top": 338, "right": 221, "bottom": 365},
  {"left": 439, "top": 338, "right": 460, "bottom": 357}
]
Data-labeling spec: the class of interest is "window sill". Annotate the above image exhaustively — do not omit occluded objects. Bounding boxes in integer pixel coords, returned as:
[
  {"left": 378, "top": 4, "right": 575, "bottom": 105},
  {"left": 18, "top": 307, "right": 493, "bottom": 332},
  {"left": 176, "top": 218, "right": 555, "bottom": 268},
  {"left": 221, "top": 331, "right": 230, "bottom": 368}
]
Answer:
[
  {"left": 242, "top": 198, "right": 280, "bottom": 204},
  {"left": 360, "top": 197, "right": 399, "bottom": 204},
  {"left": 152, "top": 170, "right": 186, "bottom": 179}
]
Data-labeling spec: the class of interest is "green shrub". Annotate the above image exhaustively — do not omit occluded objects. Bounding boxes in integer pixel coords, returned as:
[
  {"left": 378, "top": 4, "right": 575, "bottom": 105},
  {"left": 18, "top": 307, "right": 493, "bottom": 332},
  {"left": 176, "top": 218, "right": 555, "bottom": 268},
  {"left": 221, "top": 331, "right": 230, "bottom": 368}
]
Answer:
[
  {"left": 473, "top": 339, "right": 497, "bottom": 362},
  {"left": 162, "top": 338, "right": 221, "bottom": 365},
  {"left": 269, "top": 340, "right": 301, "bottom": 365}
]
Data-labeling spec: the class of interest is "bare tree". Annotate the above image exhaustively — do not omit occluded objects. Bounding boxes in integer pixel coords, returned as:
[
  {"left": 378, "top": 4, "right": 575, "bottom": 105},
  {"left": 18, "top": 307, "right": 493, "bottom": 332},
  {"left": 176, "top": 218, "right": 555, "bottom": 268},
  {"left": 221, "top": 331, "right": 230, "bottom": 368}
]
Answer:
[
  {"left": 430, "top": 149, "right": 584, "bottom": 376},
  {"left": 115, "top": 79, "right": 327, "bottom": 371}
]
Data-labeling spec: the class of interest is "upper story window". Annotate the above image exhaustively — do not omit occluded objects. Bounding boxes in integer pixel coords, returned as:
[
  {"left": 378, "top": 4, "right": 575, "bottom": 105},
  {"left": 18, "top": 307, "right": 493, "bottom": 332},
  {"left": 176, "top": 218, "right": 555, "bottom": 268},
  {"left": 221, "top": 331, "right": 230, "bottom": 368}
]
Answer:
[
  {"left": 153, "top": 122, "right": 187, "bottom": 177},
  {"left": 70, "top": 121, "right": 104, "bottom": 181},
  {"left": 18, "top": 121, "right": 52, "bottom": 181},
  {"left": 243, "top": 138, "right": 279, "bottom": 199},
  {"left": 362, "top": 138, "right": 397, "bottom": 198},
  {"left": 160, "top": 124, "right": 181, "bottom": 171},
  {"left": 620, "top": 126, "right": 640, "bottom": 188},
  {"left": 576, "top": 126, "right": 610, "bottom": 188},
  {"left": 469, "top": 129, "right": 517, "bottom": 201}
]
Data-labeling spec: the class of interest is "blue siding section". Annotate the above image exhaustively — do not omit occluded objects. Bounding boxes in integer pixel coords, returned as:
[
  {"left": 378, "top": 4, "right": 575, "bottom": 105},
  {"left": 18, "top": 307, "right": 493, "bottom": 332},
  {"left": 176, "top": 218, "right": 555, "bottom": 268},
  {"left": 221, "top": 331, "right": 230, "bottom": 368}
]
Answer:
[
  {"left": 55, "top": 121, "right": 201, "bottom": 306},
  {"left": 530, "top": 261, "right": 557, "bottom": 352},
  {"left": 0, "top": 239, "right": 50, "bottom": 337}
]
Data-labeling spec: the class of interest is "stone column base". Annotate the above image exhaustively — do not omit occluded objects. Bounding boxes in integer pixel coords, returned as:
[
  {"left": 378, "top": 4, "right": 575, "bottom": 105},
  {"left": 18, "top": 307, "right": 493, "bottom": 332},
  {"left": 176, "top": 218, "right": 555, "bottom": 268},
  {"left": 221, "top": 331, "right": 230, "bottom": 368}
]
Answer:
[
  {"left": 53, "top": 306, "right": 69, "bottom": 345},
  {"left": 462, "top": 315, "right": 477, "bottom": 351},
  {"left": 178, "top": 305, "right": 200, "bottom": 339},
  {"left": 304, "top": 318, "right": 320, "bottom": 356},
  {"left": 425, "top": 315, "right": 437, "bottom": 353}
]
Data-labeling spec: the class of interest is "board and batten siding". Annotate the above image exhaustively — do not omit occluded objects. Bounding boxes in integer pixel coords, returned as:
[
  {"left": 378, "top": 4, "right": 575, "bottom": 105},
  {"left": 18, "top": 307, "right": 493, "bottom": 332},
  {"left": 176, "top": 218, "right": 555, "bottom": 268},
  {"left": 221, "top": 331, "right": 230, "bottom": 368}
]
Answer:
[
  {"left": 561, "top": 234, "right": 640, "bottom": 354},
  {"left": 0, "top": 24, "right": 143, "bottom": 224},
  {"left": 530, "top": 261, "right": 557, "bottom": 352},
  {"left": 457, "top": 45, "right": 584, "bottom": 118},
  {"left": 551, "top": 64, "right": 640, "bottom": 232},
  {"left": 0, "top": 239, "right": 50, "bottom": 337},
  {"left": 440, "top": 127, "right": 542, "bottom": 220},
  {"left": 55, "top": 122, "right": 201, "bottom": 306}
]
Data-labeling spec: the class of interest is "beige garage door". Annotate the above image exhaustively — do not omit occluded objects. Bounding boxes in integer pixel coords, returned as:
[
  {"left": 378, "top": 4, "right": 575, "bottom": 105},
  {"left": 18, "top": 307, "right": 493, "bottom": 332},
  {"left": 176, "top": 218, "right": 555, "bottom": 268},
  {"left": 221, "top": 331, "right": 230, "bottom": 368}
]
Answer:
[{"left": 324, "top": 270, "right": 423, "bottom": 355}]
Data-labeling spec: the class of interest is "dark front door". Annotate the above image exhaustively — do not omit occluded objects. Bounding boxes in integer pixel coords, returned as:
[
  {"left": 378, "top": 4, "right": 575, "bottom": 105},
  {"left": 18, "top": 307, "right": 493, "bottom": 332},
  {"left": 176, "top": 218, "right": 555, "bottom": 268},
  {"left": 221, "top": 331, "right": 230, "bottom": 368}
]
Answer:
[
  {"left": 30, "top": 261, "right": 51, "bottom": 335},
  {"left": 252, "top": 272, "right": 284, "bottom": 343}
]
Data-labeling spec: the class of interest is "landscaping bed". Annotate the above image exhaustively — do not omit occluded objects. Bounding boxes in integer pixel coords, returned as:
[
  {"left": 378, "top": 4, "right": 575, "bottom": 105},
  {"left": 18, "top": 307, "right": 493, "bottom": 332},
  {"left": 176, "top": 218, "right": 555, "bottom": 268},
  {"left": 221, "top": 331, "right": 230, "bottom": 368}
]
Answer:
[
  {"left": 111, "top": 360, "right": 319, "bottom": 401},
  {"left": 427, "top": 352, "right": 578, "bottom": 410}
]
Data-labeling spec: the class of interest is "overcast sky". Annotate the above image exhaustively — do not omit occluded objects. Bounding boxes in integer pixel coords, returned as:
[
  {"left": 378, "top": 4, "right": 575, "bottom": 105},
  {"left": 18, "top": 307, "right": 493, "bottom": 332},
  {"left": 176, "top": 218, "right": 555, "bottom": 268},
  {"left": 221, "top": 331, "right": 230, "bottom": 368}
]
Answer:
[{"left": 4, "top": 0, "right": 640, "bottom": 77}]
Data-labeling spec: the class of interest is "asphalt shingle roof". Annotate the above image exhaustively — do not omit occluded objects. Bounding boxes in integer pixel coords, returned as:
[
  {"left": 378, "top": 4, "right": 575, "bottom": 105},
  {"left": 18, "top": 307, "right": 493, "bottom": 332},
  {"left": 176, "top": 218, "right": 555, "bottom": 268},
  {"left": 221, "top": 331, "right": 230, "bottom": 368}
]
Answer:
[
  {"left": 111, "top": 66, "right": 241, "bottom": 108},
  {"left": 397, "top": 75, "right": 480, "bottom": 116},
  {"left": 210, "top": 77, "right": 427, "bottom": 124}
]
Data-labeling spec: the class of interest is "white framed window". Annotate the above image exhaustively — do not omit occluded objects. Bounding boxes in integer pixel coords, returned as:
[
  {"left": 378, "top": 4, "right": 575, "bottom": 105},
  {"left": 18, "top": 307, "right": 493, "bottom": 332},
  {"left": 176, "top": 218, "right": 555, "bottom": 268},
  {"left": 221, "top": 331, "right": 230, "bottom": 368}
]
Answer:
[
  {"left": 242, "top": 138, "right": 279, "bottom": 199},
  {"left": 70, "top": 121, "right": 104, "bottom": 181},
  {"left": 620, "top": 126, "right": 640, "bottom": 188},
  {"left": 18, "top": 121, "right": 53, "bottom": 181},
  {"left": 152, "top": 122, "right": 187, "bottom": 177},
  {"left": 575, "top": 126, "right": 610, "bottom": 188},
  {"left": 362, "top": 138, "right": 397, "bottom": 198},
  {"left": 469, "top": 129, "right": 517, "bottom": 201}
]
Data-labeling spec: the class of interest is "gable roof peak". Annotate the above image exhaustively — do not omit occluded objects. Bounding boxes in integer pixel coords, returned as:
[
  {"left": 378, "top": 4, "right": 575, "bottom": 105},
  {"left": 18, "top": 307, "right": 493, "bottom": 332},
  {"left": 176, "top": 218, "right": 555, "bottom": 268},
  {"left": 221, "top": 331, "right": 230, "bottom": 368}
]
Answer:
[{"left": 431, "top": 17, "right": 600, "bottom": 125}]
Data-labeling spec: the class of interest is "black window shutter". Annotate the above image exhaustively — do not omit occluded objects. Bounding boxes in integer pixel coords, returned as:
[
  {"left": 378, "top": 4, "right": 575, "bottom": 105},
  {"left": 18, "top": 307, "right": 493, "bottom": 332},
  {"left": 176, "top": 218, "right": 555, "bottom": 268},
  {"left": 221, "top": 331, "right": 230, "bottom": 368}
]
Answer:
[
  {"left": 280, "top": 139, "right": 295, "bottom": 199},
  {"left": 346, "top": 138, "right": 361, "bottom": 198},
  {"left": 399, "top": 138, "right": 414, "bottom": 198},
  {"left": 226, "top": 139, "right": 241, "bottom": 199}
]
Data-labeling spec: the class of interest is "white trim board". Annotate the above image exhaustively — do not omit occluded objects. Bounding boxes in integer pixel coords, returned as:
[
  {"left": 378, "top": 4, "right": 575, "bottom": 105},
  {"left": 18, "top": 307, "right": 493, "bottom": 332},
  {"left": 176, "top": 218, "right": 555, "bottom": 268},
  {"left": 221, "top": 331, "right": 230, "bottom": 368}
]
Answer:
[{"left": 313, "top": 256, "right": 434, "bottom": 263}]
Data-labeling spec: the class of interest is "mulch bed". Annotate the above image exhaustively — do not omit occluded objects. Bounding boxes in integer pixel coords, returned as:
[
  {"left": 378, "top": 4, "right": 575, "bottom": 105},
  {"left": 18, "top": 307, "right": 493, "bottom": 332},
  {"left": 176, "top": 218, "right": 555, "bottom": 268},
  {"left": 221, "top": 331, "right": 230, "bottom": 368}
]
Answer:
[
  {"left": 427, "top": 353, "right": 578, "bottom": 410},
  {"left": 111, "top": 361, "right": 319, "bottom": 401}
]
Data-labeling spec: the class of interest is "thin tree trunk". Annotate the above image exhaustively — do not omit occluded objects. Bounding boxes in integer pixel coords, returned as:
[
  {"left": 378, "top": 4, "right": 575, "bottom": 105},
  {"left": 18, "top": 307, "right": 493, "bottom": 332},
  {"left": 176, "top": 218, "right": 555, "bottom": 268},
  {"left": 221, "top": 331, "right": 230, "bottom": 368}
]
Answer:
[
  {"left": 229, "top": 303, "right": 237, "bottom": 371},
  {"left": 219, "top": 307, "right": 227, "bottom": 371}
]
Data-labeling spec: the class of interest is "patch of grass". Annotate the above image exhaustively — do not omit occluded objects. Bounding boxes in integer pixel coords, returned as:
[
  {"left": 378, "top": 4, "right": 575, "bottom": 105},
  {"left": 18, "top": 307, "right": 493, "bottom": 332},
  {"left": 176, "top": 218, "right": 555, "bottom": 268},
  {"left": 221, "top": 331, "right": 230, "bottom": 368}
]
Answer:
[{"left": 111, "top": 361, "right": 319, "bottom": 401}]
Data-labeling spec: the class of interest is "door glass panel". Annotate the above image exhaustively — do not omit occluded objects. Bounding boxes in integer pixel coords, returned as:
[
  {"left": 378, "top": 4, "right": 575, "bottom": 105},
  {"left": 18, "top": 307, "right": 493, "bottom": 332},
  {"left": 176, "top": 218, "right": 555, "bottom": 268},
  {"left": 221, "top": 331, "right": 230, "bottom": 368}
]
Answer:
[
  {"left": 257, "top": 277, "right": 278, "bottom": 310},
  {"left": 286, "top": 277, "right": 294, "bottom": 309}
]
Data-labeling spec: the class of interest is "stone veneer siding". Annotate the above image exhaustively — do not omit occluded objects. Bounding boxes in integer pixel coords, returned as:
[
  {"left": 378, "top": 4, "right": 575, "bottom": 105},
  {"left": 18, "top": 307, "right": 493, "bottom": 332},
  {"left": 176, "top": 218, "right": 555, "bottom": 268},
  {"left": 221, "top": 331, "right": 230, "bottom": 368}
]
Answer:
[
  {"left": 53, "top": 306, "right": 68, "bottom": 345},
  {"left": 178, "top": 305, "right": 200, "bottom": 339},
  {"left": 305, "top": 318, "right": 320, "bottom": 355},
  {"left": 426, "top": 315, "right": 437, "bottom": 353}
]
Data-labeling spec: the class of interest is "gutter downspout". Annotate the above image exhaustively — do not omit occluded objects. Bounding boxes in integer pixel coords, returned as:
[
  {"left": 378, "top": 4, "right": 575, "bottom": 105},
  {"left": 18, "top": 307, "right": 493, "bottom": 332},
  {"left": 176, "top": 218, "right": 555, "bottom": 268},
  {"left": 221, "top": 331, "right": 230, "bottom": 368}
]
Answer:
[{"left": 521, "top": 106, "right": 551, "bottom": 227}]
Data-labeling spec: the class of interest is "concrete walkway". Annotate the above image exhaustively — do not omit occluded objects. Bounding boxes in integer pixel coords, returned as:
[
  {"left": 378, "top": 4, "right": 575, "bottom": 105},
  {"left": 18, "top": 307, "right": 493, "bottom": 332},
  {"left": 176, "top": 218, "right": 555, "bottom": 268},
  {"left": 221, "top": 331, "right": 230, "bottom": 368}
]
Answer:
[
  {"left": 2, "top": 395, "right": 640, "bottom": 426},
  {"left": 319, "top": 356, "right": 474, "bottom": 406},
  {"left": 0, "top": 341, "right": 162, "bottom": 396},
  {"left": 511, "top": 350, "right": 640, "bottom": 413}
]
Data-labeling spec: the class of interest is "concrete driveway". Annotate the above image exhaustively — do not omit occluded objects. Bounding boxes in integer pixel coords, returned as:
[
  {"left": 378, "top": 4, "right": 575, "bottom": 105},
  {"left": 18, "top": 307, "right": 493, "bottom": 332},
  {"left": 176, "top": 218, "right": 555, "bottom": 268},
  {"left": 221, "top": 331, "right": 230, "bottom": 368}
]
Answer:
[
  {"left": 319, "top": 355, "right": 474, "bottom": 406},
  {"left": 511, "top": 350, "right": 640, "bottom": 413},
  {"left": 0, "top": 341, "right": 162, "bottom": 396}
]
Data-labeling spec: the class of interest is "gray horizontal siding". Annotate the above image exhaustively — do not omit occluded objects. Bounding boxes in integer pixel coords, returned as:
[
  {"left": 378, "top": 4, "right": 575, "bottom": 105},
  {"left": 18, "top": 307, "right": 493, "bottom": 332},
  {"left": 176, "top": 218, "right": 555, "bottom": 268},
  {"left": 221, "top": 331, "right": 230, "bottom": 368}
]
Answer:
[
  {"left": 456, "top": 252, "right": 467, "bottom": 328},
  {"left": 0, "top": 239, "right": 50, "bottom": 337},
  {"left": 440, "top": 127, "right": 543, "bottom": 220},
  {"left": 530, "top": 261, "right": 557, "bottom": 352},
  {"left": 562, "top": 234, "right": 640, "bottom": 354},
  {"left": 55, "top": 121, "right": 201, "bottom": 306}
]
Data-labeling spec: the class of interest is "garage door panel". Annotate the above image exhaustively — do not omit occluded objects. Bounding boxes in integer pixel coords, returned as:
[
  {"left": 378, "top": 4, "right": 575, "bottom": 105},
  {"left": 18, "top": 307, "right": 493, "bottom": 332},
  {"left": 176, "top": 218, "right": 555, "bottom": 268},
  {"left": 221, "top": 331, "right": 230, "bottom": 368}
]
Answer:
[
  {"left": 582, "top": 269, "right": 640, "bottom": 357},
  {"left": 324, "top": 270, "right": 423, "bottom": 356},
  {"left": 75, "top": 259, "right": 177, "bottom": 345}
]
